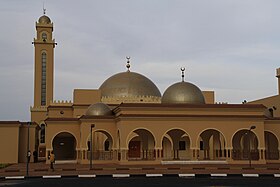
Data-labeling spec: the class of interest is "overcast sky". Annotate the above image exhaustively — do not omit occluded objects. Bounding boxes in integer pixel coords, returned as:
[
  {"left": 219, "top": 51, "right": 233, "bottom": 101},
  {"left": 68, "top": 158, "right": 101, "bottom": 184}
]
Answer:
[{"left": 1, "top": 0, "right": 280, "bottom": 121}]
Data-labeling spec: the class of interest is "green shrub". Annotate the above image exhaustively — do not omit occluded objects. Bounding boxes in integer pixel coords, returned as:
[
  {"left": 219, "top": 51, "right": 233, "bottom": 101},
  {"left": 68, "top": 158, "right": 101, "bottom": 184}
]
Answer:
[{"left": 0, "top": 164, "right": 10, "bottom": 169}]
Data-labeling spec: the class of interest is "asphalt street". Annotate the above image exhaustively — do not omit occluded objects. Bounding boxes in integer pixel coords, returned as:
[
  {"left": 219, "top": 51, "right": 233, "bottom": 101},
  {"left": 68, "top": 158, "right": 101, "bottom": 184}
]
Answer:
[{"left": 1, "top": 176, "right": 280, "bottom": 187}]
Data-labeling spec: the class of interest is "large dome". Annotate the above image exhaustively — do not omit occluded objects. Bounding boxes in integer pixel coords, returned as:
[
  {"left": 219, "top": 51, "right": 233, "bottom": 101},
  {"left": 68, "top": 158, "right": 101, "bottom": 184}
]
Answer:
[
  {"left": 162, "top": 81, "right": 205, "bottom": 104},
  {"left": 85, "top": 103, "right": 112, "bottom": 116},
  {"left": 99, "top": 71, "right": 161, "bottom": 99}
]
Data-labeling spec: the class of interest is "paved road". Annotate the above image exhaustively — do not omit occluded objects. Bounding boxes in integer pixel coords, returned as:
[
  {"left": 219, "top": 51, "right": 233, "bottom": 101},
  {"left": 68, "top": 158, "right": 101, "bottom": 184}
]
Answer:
[{"left": 1, "top": 176, "right": 280, "bottom": 187}]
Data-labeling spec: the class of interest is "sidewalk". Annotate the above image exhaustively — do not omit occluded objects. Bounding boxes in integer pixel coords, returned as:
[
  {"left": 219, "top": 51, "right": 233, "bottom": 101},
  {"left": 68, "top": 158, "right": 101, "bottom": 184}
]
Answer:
[{"left": 1, "top": 162, "right": 280, "bottom": 178}]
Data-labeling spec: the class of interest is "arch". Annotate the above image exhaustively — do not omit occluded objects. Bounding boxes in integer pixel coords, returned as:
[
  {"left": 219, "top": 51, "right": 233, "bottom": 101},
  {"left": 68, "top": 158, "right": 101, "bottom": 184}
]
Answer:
[
  {"left": 265, "top": 131, "right": 279, "bottom": 160},
  {"left": 232, "top": 129, "right": 259, "bottom": 160},
  {"left": 86, "top": 129, "right": 114, "bottom": 150},
  {"left": 161, "top": 127, "right": 192, "bottom": 148},
  {"left": 264, "top": 130, "right": 279, "bottom": 146},
  {"left": 161, "top": 128, "right": 191, "bottom": 160},
  {"left": 117, "top": 130, "right": 120, "bottom": 150},
  {"left": 197, "top": 129, "right": 227, "bottom": 160},
  {"left": 52, "top": 132, "right": 77, "bottom": 160},
  {"left": 163, "top": 134, "right": 173, "bottom": 148},
  {"left": 126, "top": 128, "right": 156, "bottom": 160},
  {"left": 126, "top": 127, "right": 157, "bottom": 148},
  {"left": 40, "top": 123, "right": 46, "bottom": 144},
  {"left": 162, "top": 136, "right": 172, "bottom": 160},
  {"left": 86, "top": 129, "right": 114, "bottom": 161},
  {"left": 40, "top": 49, "right": 48, "bottom": 54},
  {"left": 51, "top": 130, "right": 78, "bottom": 144},
  {"left": 230, "top": 128, "right": 261, "bottom": 147},
  {"left": 196, "top": 128, "right": 227, "bottom": 148},
  {"left": 42, "top": 32, "right": 47, "bottom": 41}
]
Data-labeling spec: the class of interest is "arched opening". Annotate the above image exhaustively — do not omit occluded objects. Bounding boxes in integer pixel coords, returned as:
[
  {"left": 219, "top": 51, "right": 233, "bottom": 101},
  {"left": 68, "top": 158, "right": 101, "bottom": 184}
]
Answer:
[
  {"left": 40, "top": 124, "right": 45, "bottom": 144},
  {"left": 162, "top": 136, "right": 172, "bottom": 160},
  {"left": 265, "top": 131, "right": 279, "bottom": 160},
  {"left": 87, "top": 130, "right": 113, "bottom": 160},
  {"left": 232, "top": 129, "right": 259, "bottom": 160},
  {"left": 41, "top": 52, "right": 47, "bottom": 106},
  {"left": 162, "top": 129, "right": 191, "bottom": 160},
  {"left": 117, "top": 130, "right": 121, "bottom": 161},
  {"left": 127, "top": 129, "right": 155, "bottom": 160},
  {"left": 52, "top": 132, "right": 77, "bottom": 160},
  {"left": 198, "top": 129, "right": 226, "bottom": 160}
]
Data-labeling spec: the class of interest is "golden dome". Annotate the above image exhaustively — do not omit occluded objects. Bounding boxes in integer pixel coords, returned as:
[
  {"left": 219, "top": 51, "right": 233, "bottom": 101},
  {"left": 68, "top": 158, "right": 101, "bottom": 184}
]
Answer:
[
  {"left": 162, "top": 81, "right": 205, "bottom": 104},
  {"left": 38, "top": 15, "right": 51, "bottom": 24},
  {"left": 99, "top": 71, "right": 161, "bottom": 99},
  {"left": 85, "top": 103, "right": 112, "bottom": 116}
]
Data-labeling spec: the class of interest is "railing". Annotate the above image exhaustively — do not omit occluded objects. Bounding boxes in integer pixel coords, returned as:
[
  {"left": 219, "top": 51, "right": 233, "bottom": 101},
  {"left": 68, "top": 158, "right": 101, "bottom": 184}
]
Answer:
[
  {"left": 232, "top": 150, "right": 259, "bottom": 160},
  {"left": 128, "top": 150, "right": 155, "bottom": 160},
  {"left": 87, "top": 151, "right": 114, "bottom": 160},
  {"left": 265, "top": 151, "right": 279, "bottom": 160},
  {"left": 162, "top": 150, "right": 192, "bottom": 160}
]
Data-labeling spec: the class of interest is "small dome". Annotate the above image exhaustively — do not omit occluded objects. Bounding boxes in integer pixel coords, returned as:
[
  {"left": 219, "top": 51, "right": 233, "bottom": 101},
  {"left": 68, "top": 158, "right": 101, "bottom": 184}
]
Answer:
[
  {"left": 85, "top": 103, "right": 112, "bottom": 116},
  {"left": 38, "top": 15, "right": 51, "bottom": 24},
  {"left": 162, "top": 81, "right": 205, "bottom": 104},
  {"left": 99, "top": 71, "right": 161, "bottom": 98}
]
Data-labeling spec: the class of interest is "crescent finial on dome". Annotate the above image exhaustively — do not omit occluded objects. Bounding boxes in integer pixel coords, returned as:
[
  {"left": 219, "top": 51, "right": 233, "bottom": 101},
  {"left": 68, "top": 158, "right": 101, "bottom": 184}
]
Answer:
[
  {"left": 43, "top": 1, "right": 47, "bottom": 15},
  {"left": 126, "top": 56, "right": 131, "bottom": 72},
  {"left": 181, "top": 67, "right": 185, "bottom": 82}
]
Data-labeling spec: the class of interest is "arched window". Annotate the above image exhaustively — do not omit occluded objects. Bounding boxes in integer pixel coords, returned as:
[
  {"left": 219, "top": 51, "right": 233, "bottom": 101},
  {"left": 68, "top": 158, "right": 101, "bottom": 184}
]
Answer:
[
  {"left": 42, "top": 33, "right": 47, "bottom": 41},
  {"left": 41, "top": 52, "right": 47, "bottom": 106},
  {"left": 40, "top": 124, "right": 45, "bottom": 143}
]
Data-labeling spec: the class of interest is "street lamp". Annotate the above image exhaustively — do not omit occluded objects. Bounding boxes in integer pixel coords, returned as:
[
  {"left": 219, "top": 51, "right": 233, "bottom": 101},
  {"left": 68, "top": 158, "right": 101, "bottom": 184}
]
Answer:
[
  {"left": 26, "top": 122, "right": 31, "bottom": 177},
  {"left": 90, "top": 124, "right": 95, "bottom": 170},
  {"left": 248, "top": 125, "right": 256, "bottom": 168}
]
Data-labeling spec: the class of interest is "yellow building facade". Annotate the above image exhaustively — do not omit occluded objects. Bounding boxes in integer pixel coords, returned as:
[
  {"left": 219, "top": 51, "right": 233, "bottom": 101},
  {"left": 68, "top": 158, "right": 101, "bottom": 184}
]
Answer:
[{"left": 1, "top": 13, "right": 280, "bottom": 165}]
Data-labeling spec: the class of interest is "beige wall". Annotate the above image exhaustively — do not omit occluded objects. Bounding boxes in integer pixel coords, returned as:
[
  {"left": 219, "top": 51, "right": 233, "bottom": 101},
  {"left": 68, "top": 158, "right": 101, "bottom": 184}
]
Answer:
[
  {"left": 73, "top": 89, "right": 101, "bottom": 105},
  {"left": 249, "top": 95, "right": 280, "bottom": 117},
  {"left": 0, "top": 123, "right": 20, "bottom": 163},
  {"left": 18, "top": 123, "right": 38, "bottom": 163},
  {"left": 202, "top": 91, "right": 215, "bottom": 104},
  {"left": 48, "top": 106, "right": 73, "bottom": 118},
  {"left": 31, "top": 108, "right": 48, "bottom": 124},
  {"left": 73, "top": 105, "right": 89, "bottom": 118}
]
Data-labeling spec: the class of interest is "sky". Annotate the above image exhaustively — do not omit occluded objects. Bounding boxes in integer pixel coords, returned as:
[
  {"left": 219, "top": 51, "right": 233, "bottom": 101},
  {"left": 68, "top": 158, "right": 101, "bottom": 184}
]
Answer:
[{"left": 1, "top": 0, "right": 280, "bottom": 121}]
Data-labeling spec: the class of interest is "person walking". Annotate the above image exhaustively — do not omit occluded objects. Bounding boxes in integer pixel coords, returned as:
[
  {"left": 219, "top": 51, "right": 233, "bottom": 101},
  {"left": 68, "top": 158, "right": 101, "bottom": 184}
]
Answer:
[
  {"left": 49, "top": 151, "right": 55, "bottom": 171},
  {"left": 27, "top": 150, "right": 31, "bottom": 163},
  {"left": 33, "top": 150, "right": 38, "bottom": 163}
]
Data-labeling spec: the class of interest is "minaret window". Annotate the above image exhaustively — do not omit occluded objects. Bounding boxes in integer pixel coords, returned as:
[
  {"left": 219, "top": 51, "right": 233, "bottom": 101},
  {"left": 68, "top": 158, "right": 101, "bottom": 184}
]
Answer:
[
  {"left": 41, "top": 52, "right": 47, "bottom": 106},
  {"left": 42, "top": 33, "right": 47, "bottom": 41},
  {"left": 40, "top": 124, "right": 45, "bottom": 143}
]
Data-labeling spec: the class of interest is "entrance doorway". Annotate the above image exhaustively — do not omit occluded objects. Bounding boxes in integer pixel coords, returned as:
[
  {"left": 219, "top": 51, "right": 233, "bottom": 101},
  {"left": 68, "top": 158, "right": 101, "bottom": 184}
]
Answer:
[{"left": 52, "top": 132, "right": 77, "bottom": 160}]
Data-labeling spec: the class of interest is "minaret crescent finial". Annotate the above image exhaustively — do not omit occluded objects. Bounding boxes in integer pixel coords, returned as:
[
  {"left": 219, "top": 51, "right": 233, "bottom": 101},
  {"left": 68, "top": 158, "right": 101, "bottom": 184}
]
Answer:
[
  {"left": 181, "top": 67, "right": 185, "bottom": 82},
  {"left": 43, "top": 2, "right": 46, "bottom": 15},
  {"left": 126, "top": 56, "right": 131, "bottom": 72}
]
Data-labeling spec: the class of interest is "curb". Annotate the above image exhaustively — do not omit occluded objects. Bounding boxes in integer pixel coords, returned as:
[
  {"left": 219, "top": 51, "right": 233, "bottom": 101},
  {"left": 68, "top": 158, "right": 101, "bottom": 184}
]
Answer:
[{"left": 1, "top": 173, "right": 279, "bottom": 180}]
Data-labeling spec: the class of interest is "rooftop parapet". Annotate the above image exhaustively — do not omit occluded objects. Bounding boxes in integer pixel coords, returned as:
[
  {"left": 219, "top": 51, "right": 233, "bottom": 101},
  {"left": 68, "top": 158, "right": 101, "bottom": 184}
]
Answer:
[{"left": 50, "top": 100, "right": 73, "bottom": 106}]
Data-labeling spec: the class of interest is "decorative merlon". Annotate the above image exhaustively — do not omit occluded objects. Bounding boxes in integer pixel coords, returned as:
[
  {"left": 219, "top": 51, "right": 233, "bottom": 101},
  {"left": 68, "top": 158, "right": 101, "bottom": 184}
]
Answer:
[
  {"left": 30, "top": 106, "right": 48, "bottom": 112},
  {"left": 101, "top": 95, "right": 161, "bottom": 104},
  {"left": 215, "top": 102, "right": 228, "bottom": 104},
  {"left": 51, "top": 100, "right": 73, "bottom": 106}
]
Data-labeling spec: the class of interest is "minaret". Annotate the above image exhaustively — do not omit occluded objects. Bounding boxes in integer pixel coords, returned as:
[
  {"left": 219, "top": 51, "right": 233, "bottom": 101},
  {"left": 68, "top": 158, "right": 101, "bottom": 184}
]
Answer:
[
  {"left": 33, "top": 11, "right": 56, "bottom": 107},
  {"left": 276, "top": 68, "right": 280, "bottom": 95}
]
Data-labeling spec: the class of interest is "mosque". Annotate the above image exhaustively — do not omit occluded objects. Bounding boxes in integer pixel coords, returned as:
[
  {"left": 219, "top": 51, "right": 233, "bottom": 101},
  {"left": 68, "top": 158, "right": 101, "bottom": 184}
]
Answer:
[{"left": 1, "top": 13, "right": 280, "bottom": 166}]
